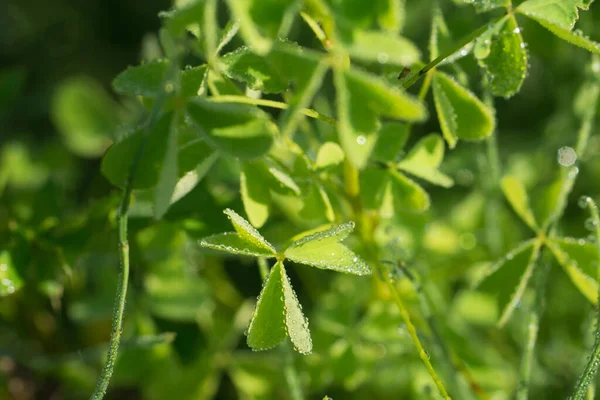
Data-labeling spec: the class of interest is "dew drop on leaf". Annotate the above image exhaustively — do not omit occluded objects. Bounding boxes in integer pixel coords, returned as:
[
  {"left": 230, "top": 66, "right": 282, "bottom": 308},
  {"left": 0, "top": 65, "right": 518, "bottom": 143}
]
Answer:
[
  {"left": 585, "top": 218, "right": 598, "bottom": 231},
  {"left": 557, "top": 146, "right": 577, "bottom": 166},
  {"left": 356, "top": 135, "right": 367, "bottom": 145},
  {"left": 579, "top": 196, "right": 591, "bottom": 208}
]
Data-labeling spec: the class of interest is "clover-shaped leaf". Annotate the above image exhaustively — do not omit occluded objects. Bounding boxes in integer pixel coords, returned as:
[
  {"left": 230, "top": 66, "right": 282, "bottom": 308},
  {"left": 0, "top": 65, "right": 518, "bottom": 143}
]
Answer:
[{"left": 432, "top": 72, "right": 495, "bottom": 148}]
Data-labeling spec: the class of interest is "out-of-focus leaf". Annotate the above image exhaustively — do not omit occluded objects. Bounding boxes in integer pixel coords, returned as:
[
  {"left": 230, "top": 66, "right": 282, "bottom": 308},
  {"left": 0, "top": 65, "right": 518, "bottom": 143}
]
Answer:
[
  {"left": 144, "top": 274, "right": 213, "bottom": 321},
  {"left": 477, "top": 15, "right": 528, "bottom": 97},
  {"left": 501, "top": 176, "right": 538, "bottom": 231},
  {"left": 0, "top": 250, "right": 23, "bottom": 297},
  {"left": 371, "top": 123, "right": 409, "bottom": 162},
  {"left": 315, "top": 142, "right": 345, "bottom": 170},
  {"left": 456, "top": 0, "right": 509, "bottom": 13},
  {"left": 389, "top": 169, "right": 430, "bottom": 212},
  {"left": 52, "top": 77, "right": 117, "bottom": 157},
  {"left": 284, "top": 223, "right": 370, "bottom": 275},
  {"left": 186, "top": 99, "right": 276, "bottom": 159},
  {"left": 113, "top": 59, "right": 170, "bottom": 97},
  {"left": 241, "top": 161, "right": 271, "bottom": 228},
  {"left": 432, "top": 72, "right": 495, "bottom": 148},
  {"left": 516, "top": 0, "right": 592, "bottom": 30},
  {"left": 154, "top": 114, "right": 179, "bottom": 219},
  {"left": 397, "top": 134, "right": 454, "bottom": 187}
]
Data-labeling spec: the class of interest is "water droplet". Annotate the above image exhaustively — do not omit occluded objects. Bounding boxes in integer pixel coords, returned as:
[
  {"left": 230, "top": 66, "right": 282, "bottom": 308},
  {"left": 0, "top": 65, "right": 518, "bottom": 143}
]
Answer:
[
  {"left": 1, "top": 279, "right": 12, "bottom": 287},
  {"left": 377, "top": 52, "right": 389, "bottom": 64},
  {"left": 515, "top": 300, "right": 521, "bottom": 308},
  {"left": 460, "top": 49, "right": 468, "bottom": 56},
  {"left": 352, "top": 257, "right": 358, "bottom": 262},
  {"left": 579, "top": 196, "right": 591, "bottom": 208},
  {"left": 578, "top": 238, "right": 586, "bottom": 246},
  {"left": 592, "top": 61, "right": 600, "bottom": 73},
  {"left": 585, "top": 218, "right": 598, "bottom": 231},
  {"left": 356, "top": 135, "right": 367, "bottom": 145},
  {"left": 557, "top": 146, "right": 577, "bottom": 166},
  {"left": 569, "top": 167, "right": 579, "bottom": 179},
  {"left": 507, "top": 252, "right": 514, "bottom": 260},
  {"left": 164, "top": 81, "right": 175, "bottom": 93},
  {"left": 513, "top": 27, "right": 521, "bottom": 34},
  {"left": 520, "top": 42, "right": 527, "bottom": 49},
  {"left": 0, "top": 264, "right": 6, "bottom": 272}
]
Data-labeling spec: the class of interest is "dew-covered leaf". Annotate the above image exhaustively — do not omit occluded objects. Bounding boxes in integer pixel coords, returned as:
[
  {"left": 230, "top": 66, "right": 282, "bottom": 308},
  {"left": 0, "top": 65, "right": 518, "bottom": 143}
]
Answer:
[
  {"left": 247, "top": 261, "right": 287, "bottom": 350},
  {"left": 224, "top": 208, "right": 276, "bottom": 254},
  {"left": 220, "top": 46, "right": 290, "bottom": 93},
  {"left": 101, "top": 113, "right": 173, "bottom": 189},
  {"left": 501, "top": 176, "right": 538, "bottom": 231},
  {"left": 524, "top": 18, "right": 600, "bottom": 54},
  {"left": 397, "top": 134, "right": 454, "bottom": 187},
  {"left": 335, "top": 67, "right": 426, "bottom": 168},
  {"left": 225, "top": 0, "right": 300, "bottom": 55},
  {"left": 432, "top": 72, "right": 495, "bottom": 148},
  {"left": 113, "top": 59, "right": 170, "bottom": 97},
  {"left": 0, "top": 250, "right": 23, "bottom": 297},
  {"left": 337, "top": 22, "right": 420, "bottom": 66},
  {"left": 281, "top": 262, "right": 312, "bottom": 354},
  {"left": 199, "top": 232, "right": 276, "bottom": 257},
  {"left": 186, "top": 98, "right": 276, "bottom": 159},
  {"left": 516, "top": 0, "right": 592, "bottom": 30},
  {"left": 547, "top": 237, "right": 598, "bottom": 304},
  {"left": 478, "top": 15, "right": 528, "bottom": 97},
  {"left": 52, "top": 77, "right": 116, "bottom": 157},
  {"left": 474, "top": 239, "right": 539, "bottom": 327},
  {"left": 284, "top": 223, "right": 370, "bottom": 275}
]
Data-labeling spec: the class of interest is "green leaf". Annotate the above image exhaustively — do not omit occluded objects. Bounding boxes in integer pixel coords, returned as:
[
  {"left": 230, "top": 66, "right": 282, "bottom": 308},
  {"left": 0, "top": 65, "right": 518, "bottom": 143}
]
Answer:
[
  {"left": 247, "top": 261, "right": 287, "bottom": 350},
  {"left": 144, "top": 274, "right": 212, "bottom": 321},
  {"left": 199, "top": 232, "right": 277, "bottom": 257},
  {"left": 388, "top": 169, "right": 431, "bottom": 212},
  {"left": 337, "top": 23, "right": 420, "bottom": 66},
  {"left": 315, "top": 142, "right": 345, "bottom": 170},
  {"left": 397, "top": 134, "right": 454, "bottom": 187},
  {"left": 281, "top": 262, "right": 312, "bottom": 354},
  {"left": 458, "top": 0, "right": 510, "bottom": 13},
  {"left": 52, "top": 77, "right": 116, "bottom": 157},
  {"left": 284, "top": 223, "right": 370, "bottom": 275},
  {"left": 516, "top": 0, "right": 592, "bottom": 30},
  {"left": 186, "top": 99, "right": 277, "bottom": 159},
  {"left": 101, "top": 113, "right": 173, "bottom": 189},
  {"left": 524, "top": 17, "right": 600, "bottom": 54},
  {"left": 224, "top": 208, "right": 277, "bottom": 254},
  {"left": 474, "top": 239, "right": 540, "bottom": 327},
  {"left": 225, "top": 0, "right": 300, "bottom": 55},
  {"left": 432, "top": 71, "right": 495, "bottom": 148},
  {"left": 478, "top": 15, "right": 528, "bottom": 97},
  {"left": 181, "top": 65, "right": 208, "bottom": 97},
  {"left": 160, "top": 1, "right": 205, "bottom": 38},
  {"left": 154, "top": 114, "right": 179, "bottom": 219},
  {"left": 376, "top": 0, "right": 405, "bottom": 33},
  {"left": 335, "top": 67, "right": 426, "bottom": 169},
  {"left": 429, "top": 6, "right": 451, "bottom": 61},
  {"left": 0, "top": 250, "right": 23, "bottom": 296},
  {"left": 547, "top": 237, "right": 598, "bottom": 304},
  {"left": 501, "top": 176, "right": 539, "bottom": 231},
  {"left": 241, "top": 161, "right": 271, "bottom": 228},
  {"left": 371, "top": 123, "right": 409, "bottom": 162},
  {"left": 113, "top": 59, "right": 170, "bottom": 97}
]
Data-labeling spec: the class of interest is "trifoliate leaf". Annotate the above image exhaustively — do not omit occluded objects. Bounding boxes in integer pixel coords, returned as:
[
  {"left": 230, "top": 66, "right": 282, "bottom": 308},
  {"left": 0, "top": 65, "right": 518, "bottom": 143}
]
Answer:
[
  {"left": 281, "top": 262, "right": 312, "bottom": 354},
  {"left": 113, "top": 59, "right": 171, "bottom": 97},
  {"left": 501, "top": 176, "right": 538, "bottom": 231},
  {"left": 284, "top": 223, "right": 370, "bottom": 275},
  {"left": 432, "top": 71, "right": 495, "bottom": 148},
  {"left": 154, "top": 113, "right": 179, "bottom": 219},
  {"left": 397, "top": 134, "right": 454, "bottom": 187},
  {"left": 474, "top": 239, "right": 539, "bottom": 327},
  {"left": 546, "top": 237, "right": 598, "bottom": 304},
  {"left": 478, "top": 15, "right": 528, "bottom": 97},
  {"left": 186, "top": 99, "right": 276, "bottom": 159},
  {"left": 224, "top": 208, "right": 277, "bottom": 254},
  {"left": 247, "top": 261, "right": 287, "bottom": 350},
  {"left": 0, "top": 250, "right": 23, "bottom": 297}
]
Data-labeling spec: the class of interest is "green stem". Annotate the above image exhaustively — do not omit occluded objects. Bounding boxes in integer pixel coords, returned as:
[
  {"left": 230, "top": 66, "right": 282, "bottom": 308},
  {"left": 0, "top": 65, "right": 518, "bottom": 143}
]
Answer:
[
  {"left": 402, "top": 15, "right": 505, "bottom": 90},
  {"left": 572, "top": 198, "right": 600, "bottom": 399},
  {"left": 210, "top": 95, "right": 337, "bottom": 126},
  {"left": 90, "top": 95, "right": 168, "bottom": 400}
]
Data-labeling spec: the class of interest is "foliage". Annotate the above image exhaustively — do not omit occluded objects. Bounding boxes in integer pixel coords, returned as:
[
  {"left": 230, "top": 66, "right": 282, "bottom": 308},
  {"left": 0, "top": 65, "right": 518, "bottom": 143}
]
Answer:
[{"left": 4, "top": 0, "right": 600, "bottom": 399}]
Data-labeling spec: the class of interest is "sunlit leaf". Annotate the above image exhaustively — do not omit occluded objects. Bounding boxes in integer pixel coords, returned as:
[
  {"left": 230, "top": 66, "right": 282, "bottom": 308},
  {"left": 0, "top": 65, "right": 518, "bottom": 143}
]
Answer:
[
  {"left": 432, "top": 71, "right": 495, "bottom": 148},
  {"left": 315, "top": 142, "right": 345, "bottom": 170},
  {"left": 397, "top": 134, "right": 454, "bottom": 187},
  {"left": 224, "top": 208, "right": 277, "bottom": 254},
  {"left": 247, "top": 261, "right": 287, "bottom": 350},
  {"left": 516, "top": 0, "right": 592, "bottom": 30},
  {"left": 281, "top": 262, "right": 312, "bottom": 354},
  {"left": 241, "top": 161, "right": 271, "bottom": 228},
  {"left": 199, "top": 232, "right": 276, "bottom": 257},
  {"left": 501, "top": 176, "right": 538, "bottom": 231},
  {"left": 284, "top": 223, "right": 370, "bottom": 275}
]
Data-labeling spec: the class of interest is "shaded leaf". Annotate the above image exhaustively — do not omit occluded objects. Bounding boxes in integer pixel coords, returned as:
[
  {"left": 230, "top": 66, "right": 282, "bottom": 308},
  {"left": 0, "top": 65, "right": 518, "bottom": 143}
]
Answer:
[
  {"left": 113, "top": 59, "right": 170, "bottom": 97},
  {"left": 144, "top": 274, "right": 212, "bottom": 321},
  {"left": 524, "top": 18, "right": 600, "bottom": 54},
  {"left": 154, "top": 114, "right": 179, "bottom": 219},
  {"left": 371, "top": 123, "right": 409, "bottom": 162},
  {"left": 432, "top": 71, "right": 495, "bottom": 148},
  {"left": 389, "top": 169, "right": 431, "bottom": 212},
  {"left": 284, "top": 223, "right": 370, "bottom": 275},
  {"left": 0, "top": 250, "right": 23, "bottom": 297}
]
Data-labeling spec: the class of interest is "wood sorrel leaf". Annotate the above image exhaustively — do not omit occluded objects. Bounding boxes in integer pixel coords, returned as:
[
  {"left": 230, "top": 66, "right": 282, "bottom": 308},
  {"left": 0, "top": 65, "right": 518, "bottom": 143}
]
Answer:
[
  {"left": 247, "top": 261, "right": 287, "bottom": 350},
  {"left": 474, "top": 239, "right": 540, "bottom": 327},
  {"left": 224, "top": 208, "right": 276, "bottom": 254},
  {"left": 186, "top": 99, "right": 277, "bottom": 159},
  {"left": 478, "top": 15, "right": 528, "bottom": 98},
  {"left": 154, "top": 113, "right": 179, "bottom": 219},
  {"left": 397, "top": 134, "right": 454, "bottom": 188},
  {"left": 547, "top": 237, "right": 598, "bottom": 304},
  {"left": 281, "top": 262, "right": 312, "bottom": 354},
  {"left": 284, "top": 223, "right": 370, "bottom": 275},
  {"left": 500, "top": 176, "right": 538, "bottom": 231},
  {"left": 432, "top": 71, "right": 495, "bottom": 148}
]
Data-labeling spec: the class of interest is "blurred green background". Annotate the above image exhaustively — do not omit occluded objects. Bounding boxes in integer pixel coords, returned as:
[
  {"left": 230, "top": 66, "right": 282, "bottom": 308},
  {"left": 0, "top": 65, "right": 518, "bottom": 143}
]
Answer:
[{"left": 3, "top": 0, "right": 600, "bottom": 399}]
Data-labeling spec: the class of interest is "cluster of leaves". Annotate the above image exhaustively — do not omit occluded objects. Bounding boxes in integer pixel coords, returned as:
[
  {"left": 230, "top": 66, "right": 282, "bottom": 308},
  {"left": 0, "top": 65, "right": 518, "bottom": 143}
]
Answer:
[{"left": 3, "top": 0, "right": 600, "bottom": 399}]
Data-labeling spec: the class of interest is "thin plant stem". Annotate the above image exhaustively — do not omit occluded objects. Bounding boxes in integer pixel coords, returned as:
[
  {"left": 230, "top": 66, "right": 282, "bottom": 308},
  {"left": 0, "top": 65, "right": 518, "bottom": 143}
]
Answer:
[
  {"left": 90, "top": 90, "right": 170, "bottom": 400},
  {"left": 210, "top": 95, "right": 337, "bottom": 126}
]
